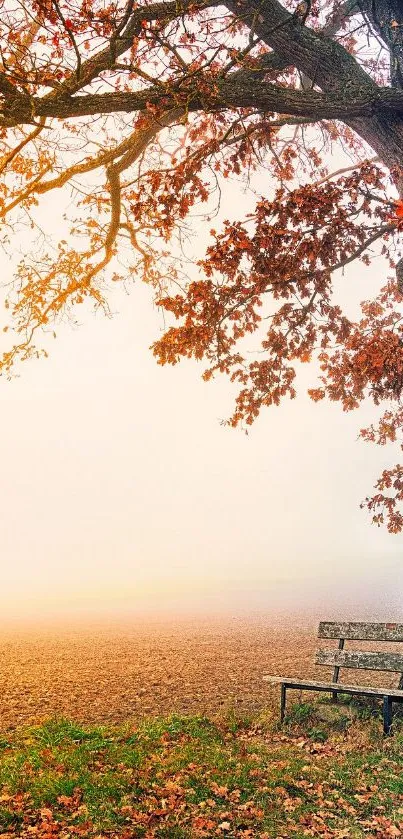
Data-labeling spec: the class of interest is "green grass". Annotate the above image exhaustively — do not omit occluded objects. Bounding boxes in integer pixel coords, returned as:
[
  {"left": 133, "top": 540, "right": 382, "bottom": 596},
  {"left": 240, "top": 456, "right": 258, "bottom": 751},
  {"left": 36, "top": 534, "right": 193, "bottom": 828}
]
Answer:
[{"left": 0, "top": 701, "right": 401, "bottom": 837}]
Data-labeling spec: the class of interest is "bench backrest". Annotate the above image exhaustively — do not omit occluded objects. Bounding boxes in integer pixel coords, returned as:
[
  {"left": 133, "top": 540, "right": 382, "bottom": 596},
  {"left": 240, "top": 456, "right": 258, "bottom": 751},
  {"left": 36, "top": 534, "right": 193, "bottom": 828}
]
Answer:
[{"left": 316, "top": 622, "right": 403, "bottom": 689}]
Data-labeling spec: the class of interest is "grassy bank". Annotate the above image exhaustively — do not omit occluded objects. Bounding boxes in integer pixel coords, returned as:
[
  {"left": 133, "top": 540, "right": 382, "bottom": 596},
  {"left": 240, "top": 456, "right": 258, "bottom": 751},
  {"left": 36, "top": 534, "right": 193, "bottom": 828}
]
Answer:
[{"left": 0, "top": 698, "right": 401, "bottom": 838}]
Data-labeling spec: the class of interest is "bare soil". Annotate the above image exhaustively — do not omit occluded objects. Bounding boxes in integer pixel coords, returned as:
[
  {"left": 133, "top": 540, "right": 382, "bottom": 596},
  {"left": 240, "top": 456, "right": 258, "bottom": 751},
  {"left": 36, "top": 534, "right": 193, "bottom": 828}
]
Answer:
[
  {"left": 0, "top": 616, "right": 318, "bottom": 730},
  {"left": 0, "top": 615, "right": 398, "bottom": 731}
]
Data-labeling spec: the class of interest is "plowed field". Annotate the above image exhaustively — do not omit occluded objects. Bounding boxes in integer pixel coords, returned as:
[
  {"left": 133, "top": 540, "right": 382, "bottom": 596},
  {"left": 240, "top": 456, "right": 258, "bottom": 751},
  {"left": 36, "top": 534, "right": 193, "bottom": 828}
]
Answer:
[
  {"left": 0, "top": 616, "right": 398, "bottom": 731},
  {"left": 0, "top": 617, "right": 317, "bottom": 730}
]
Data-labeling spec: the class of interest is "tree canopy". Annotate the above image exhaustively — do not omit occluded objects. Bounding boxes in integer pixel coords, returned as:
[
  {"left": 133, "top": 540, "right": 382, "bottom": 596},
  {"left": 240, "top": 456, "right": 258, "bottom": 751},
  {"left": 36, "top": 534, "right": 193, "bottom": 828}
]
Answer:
[{"left": 1, "top": 0, "right": 403, "bottom": 529}]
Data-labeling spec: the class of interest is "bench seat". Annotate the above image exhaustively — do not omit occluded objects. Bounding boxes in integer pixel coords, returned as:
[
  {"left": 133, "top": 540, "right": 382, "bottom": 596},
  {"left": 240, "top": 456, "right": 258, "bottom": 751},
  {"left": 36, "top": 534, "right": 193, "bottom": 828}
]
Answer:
[{"left": 263, "top": 675, "right": 403, "bottom": 700}]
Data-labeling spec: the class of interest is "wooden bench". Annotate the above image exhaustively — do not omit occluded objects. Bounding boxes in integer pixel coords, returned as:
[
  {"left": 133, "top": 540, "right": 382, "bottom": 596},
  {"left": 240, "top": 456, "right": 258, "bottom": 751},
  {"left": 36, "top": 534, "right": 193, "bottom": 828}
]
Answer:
[{"left": 263, "top": 622, "right": 403, "bottom": 735}]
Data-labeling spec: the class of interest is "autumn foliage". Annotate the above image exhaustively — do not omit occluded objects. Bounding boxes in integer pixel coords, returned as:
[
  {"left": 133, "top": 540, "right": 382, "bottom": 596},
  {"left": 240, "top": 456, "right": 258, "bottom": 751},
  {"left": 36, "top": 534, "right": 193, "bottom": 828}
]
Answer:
[
  {"left": 0, "top": 707, "right": 401, "bottom": 839},
  {"left": 1, "top": 0, "right": 403, "bottom": 528}
]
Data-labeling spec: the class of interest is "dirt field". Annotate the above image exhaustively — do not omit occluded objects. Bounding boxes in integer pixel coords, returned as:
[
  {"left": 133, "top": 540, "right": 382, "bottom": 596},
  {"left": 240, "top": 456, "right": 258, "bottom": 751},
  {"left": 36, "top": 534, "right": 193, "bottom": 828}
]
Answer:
[
  {"left": 0, "top": 615, "right": 399, "bottom": 731},
  {"left": 0, "top": 616, "right": 318, "bottom": 730}
]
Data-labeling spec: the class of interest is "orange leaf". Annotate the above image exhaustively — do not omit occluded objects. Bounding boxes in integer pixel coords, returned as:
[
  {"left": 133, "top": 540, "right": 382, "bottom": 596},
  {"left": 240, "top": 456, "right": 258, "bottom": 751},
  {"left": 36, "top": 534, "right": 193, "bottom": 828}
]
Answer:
[{"left": 395, "top": 200, "right": 403, "bottom": 219}]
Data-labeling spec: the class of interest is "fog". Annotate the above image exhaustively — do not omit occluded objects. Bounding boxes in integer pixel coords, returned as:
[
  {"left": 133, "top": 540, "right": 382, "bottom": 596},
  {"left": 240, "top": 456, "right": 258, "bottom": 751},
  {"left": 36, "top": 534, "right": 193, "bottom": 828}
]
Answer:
[{"left": 0, "top": 166, "right": 402, "bottom": 629}]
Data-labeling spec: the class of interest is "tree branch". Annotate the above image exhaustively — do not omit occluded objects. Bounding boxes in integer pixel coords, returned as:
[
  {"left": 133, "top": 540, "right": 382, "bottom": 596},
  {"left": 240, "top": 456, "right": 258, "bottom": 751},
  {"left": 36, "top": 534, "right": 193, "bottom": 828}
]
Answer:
[
  {"left": 225, "top": 0, "right": 374, "bottom": 93},
  {"left": 322, "top": 0, "right": 359, "bottom": 38},
  {"left": 7, "top": 80, "right": 402, "bottom": 125},
  {"left": 44, "top": 0, "right": 219, "bottom": 100}
]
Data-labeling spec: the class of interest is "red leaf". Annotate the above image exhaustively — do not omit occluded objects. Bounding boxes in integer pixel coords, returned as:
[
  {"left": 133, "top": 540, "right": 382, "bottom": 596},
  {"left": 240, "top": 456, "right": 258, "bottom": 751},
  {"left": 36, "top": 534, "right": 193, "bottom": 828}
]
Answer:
[{"left": 394, "top": 200, "right": 403, "bottom": 219}]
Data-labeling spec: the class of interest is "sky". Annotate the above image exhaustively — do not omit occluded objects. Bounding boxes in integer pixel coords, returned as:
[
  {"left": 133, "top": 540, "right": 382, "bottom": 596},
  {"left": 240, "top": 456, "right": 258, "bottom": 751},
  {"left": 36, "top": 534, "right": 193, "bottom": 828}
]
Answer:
[{"left": 0, "top": 160, "right": 402, "bottom": 627}]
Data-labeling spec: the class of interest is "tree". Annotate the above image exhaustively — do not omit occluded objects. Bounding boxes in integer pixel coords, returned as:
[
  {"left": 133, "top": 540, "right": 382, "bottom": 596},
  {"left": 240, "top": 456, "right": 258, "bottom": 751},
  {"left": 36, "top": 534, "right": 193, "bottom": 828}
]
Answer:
[{"left": 1, "top": 0, "right": 403, "bottom": 529}]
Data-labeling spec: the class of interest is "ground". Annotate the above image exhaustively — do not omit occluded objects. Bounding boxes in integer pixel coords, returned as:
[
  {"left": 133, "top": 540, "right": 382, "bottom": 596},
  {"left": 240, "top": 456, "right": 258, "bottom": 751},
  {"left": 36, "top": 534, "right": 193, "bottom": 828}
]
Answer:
[
  {"left": 0, "top": 617, "right": 316, "bottom": 728},
  {"left": 0, "top": 617, "right": 398, "bottom": 729},
  {"left": 0, "top": 702, "right": 401, "bottom": 838},
  {"left": 0, "top": 617, "right": 401, "bottom": 838}
]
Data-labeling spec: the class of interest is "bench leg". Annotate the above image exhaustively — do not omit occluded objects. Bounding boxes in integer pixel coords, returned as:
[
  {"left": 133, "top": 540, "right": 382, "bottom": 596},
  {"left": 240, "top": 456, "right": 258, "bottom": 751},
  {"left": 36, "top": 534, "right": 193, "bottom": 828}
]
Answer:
[
  {"left": 280, "top": 684, "right": 287, "bottom": 725},
  {"left": 383, "top": 696, "right": 393, "bottom": 736}
]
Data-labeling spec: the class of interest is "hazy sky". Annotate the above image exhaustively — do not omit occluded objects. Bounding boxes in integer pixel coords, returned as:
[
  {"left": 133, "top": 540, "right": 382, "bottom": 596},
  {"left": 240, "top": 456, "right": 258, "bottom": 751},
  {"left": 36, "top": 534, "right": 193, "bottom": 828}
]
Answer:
[{"left": 0, "top": 159, "right": 402, "bottom": 626}]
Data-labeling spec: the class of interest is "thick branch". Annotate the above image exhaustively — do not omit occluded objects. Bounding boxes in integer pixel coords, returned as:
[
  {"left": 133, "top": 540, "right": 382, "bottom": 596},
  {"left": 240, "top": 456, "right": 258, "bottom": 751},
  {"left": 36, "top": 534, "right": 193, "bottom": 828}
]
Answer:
[
  {"left": 225, "top": 0, "right": 374, "bottom": 93},
  {"left": 224, "top": 0, "right": 403, "bottom": 172},
  {"left": 12, "top": 81, "right": 403, "bottom": 124}
]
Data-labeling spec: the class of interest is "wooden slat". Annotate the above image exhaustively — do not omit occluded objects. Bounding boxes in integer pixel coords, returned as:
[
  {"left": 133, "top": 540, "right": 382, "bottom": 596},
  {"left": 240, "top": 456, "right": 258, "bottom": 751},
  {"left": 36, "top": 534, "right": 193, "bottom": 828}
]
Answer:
[
  {"left": 316, "top": 649, "right": 403, "bottom": 672},
  {"left": 318, "top": 622, "right": 403, "bottom": 642},
  {"left": 262, "top": 675, "right": 403, "bottom": 699}
]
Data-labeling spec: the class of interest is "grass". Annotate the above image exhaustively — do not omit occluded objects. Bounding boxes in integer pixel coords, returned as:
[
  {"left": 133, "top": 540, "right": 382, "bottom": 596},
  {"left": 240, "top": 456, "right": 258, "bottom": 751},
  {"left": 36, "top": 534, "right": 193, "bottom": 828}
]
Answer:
[{"left": 0, "top": 698, "right": 401, "bottom": 837}]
